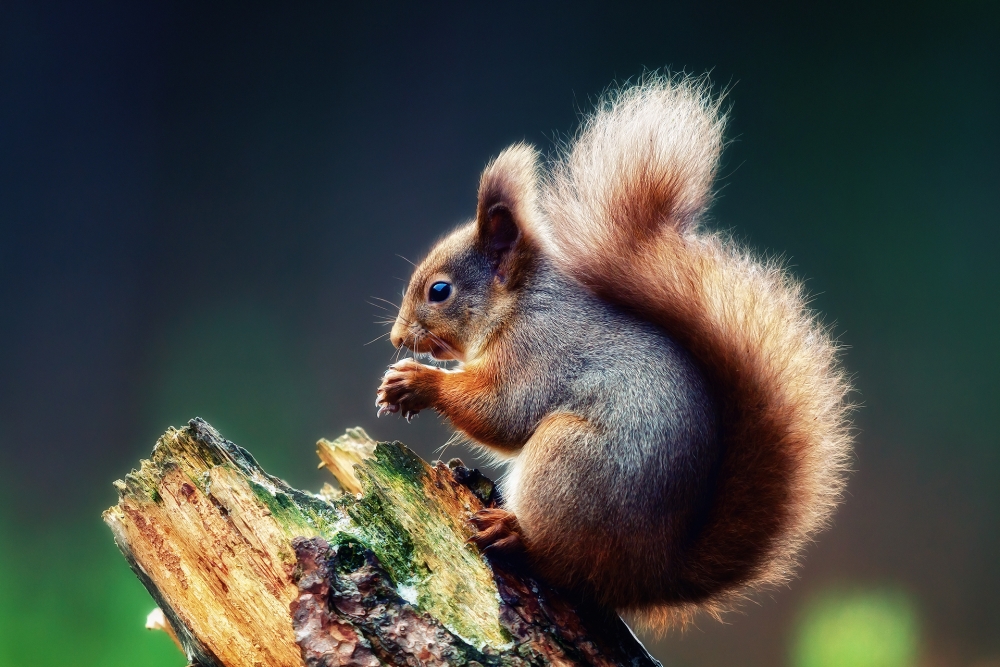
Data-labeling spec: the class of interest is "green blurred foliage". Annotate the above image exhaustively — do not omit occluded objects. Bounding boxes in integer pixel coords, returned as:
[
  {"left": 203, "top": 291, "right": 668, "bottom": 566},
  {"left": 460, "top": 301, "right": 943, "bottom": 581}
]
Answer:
[
  {"left": 791, "top": 588, "right": 919, "bottom": 667},
  {"left": 0, "top": 519, "right": 182, "bottom": 666},
  {"left": 0, "top": 518, "right": 9, "bottom": 665}
]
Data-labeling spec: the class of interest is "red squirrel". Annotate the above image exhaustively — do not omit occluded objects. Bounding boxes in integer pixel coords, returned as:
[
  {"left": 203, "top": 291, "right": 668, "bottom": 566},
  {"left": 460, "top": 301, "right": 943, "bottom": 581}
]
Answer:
[{"left": 375, "top": 75, "right": 852, "bottom": 629}]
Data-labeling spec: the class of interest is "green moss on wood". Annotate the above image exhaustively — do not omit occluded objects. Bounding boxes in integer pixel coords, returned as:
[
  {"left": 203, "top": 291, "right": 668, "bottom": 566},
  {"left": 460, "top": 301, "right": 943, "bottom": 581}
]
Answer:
[{"left": 342, "top": 442, "right": 510, "bottom": 649}]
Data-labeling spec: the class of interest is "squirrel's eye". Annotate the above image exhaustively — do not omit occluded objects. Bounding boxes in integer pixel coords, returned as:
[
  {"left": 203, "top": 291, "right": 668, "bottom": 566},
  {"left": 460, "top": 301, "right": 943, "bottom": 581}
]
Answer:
[{"left": 428, "top": 281, "right": 452, "bottom": 303}]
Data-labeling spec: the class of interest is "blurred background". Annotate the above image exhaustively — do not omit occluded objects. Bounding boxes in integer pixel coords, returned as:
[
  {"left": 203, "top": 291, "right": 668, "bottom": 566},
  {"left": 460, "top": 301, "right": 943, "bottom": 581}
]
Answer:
[{"left": 1, "top": 1, "right": 997, "bottom": 665}]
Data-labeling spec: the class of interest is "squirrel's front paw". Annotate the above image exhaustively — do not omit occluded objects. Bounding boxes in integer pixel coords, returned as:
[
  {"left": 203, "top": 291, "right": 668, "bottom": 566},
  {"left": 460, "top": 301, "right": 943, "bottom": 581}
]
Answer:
[{"left": 376, "top": 358, "right": 439, "bottom": 420}]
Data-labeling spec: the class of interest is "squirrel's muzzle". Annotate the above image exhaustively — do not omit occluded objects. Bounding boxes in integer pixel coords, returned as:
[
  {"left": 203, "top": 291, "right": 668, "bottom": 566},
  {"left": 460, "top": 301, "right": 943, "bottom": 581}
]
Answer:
[{"left": 389, "top": 320, "right": 408, "bottom": 350}]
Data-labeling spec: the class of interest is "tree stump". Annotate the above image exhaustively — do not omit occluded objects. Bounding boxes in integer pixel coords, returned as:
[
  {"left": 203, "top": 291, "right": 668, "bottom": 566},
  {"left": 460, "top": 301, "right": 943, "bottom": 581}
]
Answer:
[{"left": 104, "top": 418, "right": 660, "bottom": 667}]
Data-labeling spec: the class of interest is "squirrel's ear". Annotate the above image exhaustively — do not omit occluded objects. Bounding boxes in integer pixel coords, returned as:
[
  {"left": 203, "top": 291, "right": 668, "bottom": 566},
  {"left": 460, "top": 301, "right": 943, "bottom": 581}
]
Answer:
[
  {"left": 476, "top": 143, "right": 542, "bottom": 276},
  {"left": 482, "top": 203, "right": 520, "bottom": 267}
]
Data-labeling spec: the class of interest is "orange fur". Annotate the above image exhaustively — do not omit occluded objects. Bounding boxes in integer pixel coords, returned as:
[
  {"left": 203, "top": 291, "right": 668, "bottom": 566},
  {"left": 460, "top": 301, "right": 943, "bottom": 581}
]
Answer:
[{"left": 436, "top": 358, "right": 524, "bottom": 453}]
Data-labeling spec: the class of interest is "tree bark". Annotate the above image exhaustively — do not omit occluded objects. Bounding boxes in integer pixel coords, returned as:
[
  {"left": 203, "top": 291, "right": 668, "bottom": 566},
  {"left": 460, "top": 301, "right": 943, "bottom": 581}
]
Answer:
[{"left": 103, "top": 418, "right": 660, "bottom": 667}]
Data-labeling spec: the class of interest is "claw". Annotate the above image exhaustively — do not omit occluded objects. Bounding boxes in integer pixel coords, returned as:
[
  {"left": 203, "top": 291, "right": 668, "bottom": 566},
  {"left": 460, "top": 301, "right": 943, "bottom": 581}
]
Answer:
[
  {"left": 376, "top": 404, "right": 399, "bottom": 418},
  {"left": 482, "top": 534, "right": 523, "bottom": 556},
  {"left": 467, "top": 508, "right": 522, "bottom": 558}
]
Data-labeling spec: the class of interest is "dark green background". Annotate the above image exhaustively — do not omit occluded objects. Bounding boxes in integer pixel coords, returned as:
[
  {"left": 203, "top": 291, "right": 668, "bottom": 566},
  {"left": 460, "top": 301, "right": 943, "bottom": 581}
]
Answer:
[{"left": 1, "top": 2, "right": 997, "bottom": 665}]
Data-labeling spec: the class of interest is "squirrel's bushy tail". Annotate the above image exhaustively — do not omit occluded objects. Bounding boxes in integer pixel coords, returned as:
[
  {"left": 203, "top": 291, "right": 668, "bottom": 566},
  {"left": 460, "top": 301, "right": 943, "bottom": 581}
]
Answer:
[{"left": 536, "top": 74, "right": 852, "bottom": 628}]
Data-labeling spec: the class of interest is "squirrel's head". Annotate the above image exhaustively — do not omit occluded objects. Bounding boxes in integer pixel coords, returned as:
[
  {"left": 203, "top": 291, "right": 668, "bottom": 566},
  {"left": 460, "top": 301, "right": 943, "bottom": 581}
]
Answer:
[{"left": 390, "top": 144, "right": 543, "bottom": 363}]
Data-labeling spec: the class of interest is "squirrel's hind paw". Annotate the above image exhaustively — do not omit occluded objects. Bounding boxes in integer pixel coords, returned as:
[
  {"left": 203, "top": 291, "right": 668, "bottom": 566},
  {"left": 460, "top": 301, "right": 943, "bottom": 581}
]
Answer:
[{"left": 468, "top": 508, "right": 525, "bottom": 558}]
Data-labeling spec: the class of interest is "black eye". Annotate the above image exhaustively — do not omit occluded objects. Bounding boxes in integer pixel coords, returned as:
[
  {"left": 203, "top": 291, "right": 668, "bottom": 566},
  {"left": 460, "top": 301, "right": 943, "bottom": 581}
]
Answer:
[{"left": 428, "top": 281, "right": 452, "bottom": 302}]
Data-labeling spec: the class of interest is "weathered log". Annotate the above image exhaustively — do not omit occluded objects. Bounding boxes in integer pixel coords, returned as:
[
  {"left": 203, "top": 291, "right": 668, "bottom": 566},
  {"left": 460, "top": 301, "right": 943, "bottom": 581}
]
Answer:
[{"left": 104, "top": 418, "right": 660, "bottom": 666}]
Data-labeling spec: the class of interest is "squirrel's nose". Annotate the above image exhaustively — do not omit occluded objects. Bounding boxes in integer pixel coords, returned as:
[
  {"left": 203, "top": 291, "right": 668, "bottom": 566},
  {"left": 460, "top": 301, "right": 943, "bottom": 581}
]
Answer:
[{"left": 389, "top": 321, "right": 406, "bottom": 349}]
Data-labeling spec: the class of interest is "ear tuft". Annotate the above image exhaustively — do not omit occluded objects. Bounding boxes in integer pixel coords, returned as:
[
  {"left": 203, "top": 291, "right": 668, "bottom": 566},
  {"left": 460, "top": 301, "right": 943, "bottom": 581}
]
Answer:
[{"left": 476, "top": 144, "right": 544, "bottom": 259}]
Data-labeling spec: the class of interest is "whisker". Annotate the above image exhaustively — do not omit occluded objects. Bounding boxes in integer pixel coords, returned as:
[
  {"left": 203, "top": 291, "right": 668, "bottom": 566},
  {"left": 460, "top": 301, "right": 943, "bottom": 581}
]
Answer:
[
  {"left": 393, "top": 314, "right": 413, "bottom": 327},
  {"left": 435, "top": 431, "right": 472, "bottom": 463},
  {"left": 367, "top": 301, "right": 397, "bottom": 315},
  {"left": 413, "top": 331, "right": 424, "bottom": 362},
  {"left": 392, "top": 336, "right": 406, "bottom": 363},
  {"left": 423, "top": 329, "right": 460, "bottom": 365},
  {"left": 364, "top": 332, "right": 392, "bottom": 346},
  {"left": 396, "top": 254, "right": 417, "bottom": 267},
  {"left": 371, "top": 296, "right": 402, "bottom": 309}
]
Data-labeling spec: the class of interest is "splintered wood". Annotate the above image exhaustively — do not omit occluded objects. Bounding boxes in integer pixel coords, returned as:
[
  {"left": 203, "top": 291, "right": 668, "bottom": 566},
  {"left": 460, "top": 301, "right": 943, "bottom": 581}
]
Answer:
[{"left": 104, "top": 418, "right": 660, "bottom": 667}]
